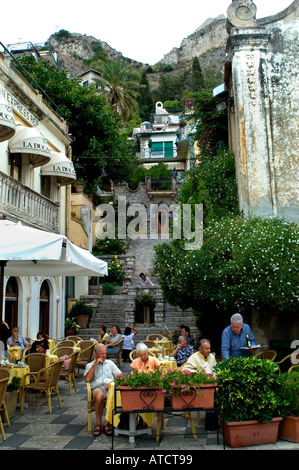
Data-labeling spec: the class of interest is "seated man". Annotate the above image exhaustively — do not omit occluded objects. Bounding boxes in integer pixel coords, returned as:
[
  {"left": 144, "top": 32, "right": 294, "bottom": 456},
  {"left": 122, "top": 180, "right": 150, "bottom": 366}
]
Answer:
[
  {"left": 182, "top": 338, "right": 216, "bottom": 374},
  {"left": 7, "top": 326, "right": 30, "bottom": 352},
  {"left": 84, "top": 343, "right": 122, "bottom": 437},
  {"left": 170, "top": 336, "right": 194, "bottom": 367},
  {"left": 130, "top": 342, "right": 161, "bottom": 372},
  {"left": 180, "top": 325, "right": 194, "bottom": 346}
]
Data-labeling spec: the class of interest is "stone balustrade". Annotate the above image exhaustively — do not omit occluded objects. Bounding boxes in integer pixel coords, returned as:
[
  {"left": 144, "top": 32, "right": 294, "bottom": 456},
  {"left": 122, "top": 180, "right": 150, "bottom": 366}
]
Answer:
[{"left": 0, "top": 171, "right": 59, "bottom": 231}]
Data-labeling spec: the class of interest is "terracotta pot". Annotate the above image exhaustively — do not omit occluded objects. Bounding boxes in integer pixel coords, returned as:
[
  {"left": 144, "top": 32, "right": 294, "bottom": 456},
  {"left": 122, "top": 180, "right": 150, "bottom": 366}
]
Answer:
[
  {"left": 75, "top": 314, "right": 90, "bottom": 329},
  {"left": 278, "top": 416, "right": 299, "bottom": 442},
  {"left": 1, "top": 390, "right": 18, "bottom": 422},
  {"left": 223, "top": 417, "right": 282, "bottom": 448},
  {"left": 119, "top": 386, "right": 165, "bottom": 411},
  {"left": 75, "top": 185, "right": 84, "bottom": 193},
  {"left": 65, "top": 329, "right": 76, "bottom": 336},
  {"left": 171, "top": 384, "right": 217, "bottom": 410}
]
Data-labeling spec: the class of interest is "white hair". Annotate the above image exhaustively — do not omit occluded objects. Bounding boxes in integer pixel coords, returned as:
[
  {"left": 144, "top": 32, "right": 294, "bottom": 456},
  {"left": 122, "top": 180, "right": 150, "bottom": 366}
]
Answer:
[
  {"left": 230, "top": 313, "right": 243, "bottom": 324},
  {"left": 136, "top": 342, "right": 148, "bottom": 353}
]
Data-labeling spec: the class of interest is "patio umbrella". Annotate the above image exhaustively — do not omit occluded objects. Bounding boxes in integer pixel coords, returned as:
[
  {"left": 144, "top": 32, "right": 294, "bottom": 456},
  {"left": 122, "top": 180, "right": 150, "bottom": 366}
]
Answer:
[{"left": 0, "top": 220, "right": 108, "bottom": 337}]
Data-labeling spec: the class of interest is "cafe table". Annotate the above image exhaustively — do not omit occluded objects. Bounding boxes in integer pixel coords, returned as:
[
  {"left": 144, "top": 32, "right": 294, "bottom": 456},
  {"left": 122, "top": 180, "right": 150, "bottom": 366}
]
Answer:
[
  {"left": 8, "top": 364, "right": 30, "bottom": 386},
  {"left": 153, "top": 340, "right": 174, "bottom": 356},
  {"left": 105, "top": 382, "right": 154, "bottom": 443},
  {"left": 7, "top": 346, "right": 22, "bottom": 362}
]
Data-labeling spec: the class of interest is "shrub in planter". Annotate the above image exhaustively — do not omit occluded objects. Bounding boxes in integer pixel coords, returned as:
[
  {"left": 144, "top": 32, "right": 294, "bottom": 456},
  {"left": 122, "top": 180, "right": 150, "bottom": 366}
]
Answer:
[
  {"left": 65, "top": 318, "right": 80, "bottom": 335},
  {"left": 68, "top": 300, "right": 93, "bottom": 329},
  {"left": 3, "top": 376, "right": 21, "bottom": 420},
  {"left": 278, "top": 370, "right": 299, "bottom": 442},
  {"left": 215, "top": 356, "right": 286, "bottom": 447}
]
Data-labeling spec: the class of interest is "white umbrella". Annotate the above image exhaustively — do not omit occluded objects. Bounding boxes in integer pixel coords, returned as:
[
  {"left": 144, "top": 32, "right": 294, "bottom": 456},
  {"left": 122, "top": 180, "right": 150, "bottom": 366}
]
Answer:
[{"left": 0, "top": 220, "right": 108, "bottom": 335}]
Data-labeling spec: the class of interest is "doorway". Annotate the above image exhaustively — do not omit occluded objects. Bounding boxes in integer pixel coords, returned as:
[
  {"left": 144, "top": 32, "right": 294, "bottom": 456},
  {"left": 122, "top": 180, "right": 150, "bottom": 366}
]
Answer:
[
  {"left": 5, "top": 277, "right": 18, "bottom": 329},
  {"left": 39, "top": 280, "right": 50, "bottom": 335}
]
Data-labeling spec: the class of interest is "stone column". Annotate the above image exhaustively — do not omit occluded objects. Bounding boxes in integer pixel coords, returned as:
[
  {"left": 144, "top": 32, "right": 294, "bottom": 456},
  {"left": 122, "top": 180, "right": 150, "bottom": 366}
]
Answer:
[{"left": 227, "top": 1, "right": 277, "bottom": 218}]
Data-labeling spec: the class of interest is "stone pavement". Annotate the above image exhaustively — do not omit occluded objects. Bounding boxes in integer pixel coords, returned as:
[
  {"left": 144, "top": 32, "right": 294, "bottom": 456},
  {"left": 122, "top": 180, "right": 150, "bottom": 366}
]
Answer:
[{"left": 0, "top": 361, "right": 298, "bottom": 452}]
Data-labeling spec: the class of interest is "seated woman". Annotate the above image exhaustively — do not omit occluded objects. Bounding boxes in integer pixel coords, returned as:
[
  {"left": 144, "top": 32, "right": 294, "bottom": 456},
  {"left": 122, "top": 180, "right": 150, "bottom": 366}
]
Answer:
[
  {"left": 106, "top": 325, "right": 122, "bottom": 354},
  {"left": 29, "top": 332, "right": 49, "bottom": 354},
  {"left": 98, "top": 325, "right": 109, "bottom": 344},
  {"left": 130, "top": 342, "right": 161, "bottom": 372},
  {"left": 170, "top": 336, "right": 194, "bottom": 367}
]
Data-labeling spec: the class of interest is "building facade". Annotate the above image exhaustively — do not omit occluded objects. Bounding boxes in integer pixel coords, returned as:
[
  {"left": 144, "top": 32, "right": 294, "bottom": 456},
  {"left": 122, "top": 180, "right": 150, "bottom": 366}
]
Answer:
[{"left": 0, "top": 51, "right": 79, "bottom": 341}]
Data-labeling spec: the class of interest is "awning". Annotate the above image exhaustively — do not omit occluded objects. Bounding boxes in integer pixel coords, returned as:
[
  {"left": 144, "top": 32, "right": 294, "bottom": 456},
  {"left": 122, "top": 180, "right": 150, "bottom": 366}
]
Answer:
[
  {"left": 8, "top": 123, "right": 51, "bottom": 168},
  {"left": 0, "top": 97, "right": 16, "bottom": 142},
  {"left": 41, "top": 151, "right": 77, "bottom": 186}
]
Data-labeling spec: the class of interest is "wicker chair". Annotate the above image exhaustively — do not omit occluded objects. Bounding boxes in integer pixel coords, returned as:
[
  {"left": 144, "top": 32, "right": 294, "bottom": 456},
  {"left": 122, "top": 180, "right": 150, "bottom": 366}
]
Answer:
[
  {"left": 142, "top": 340, "right": 156, "bottom": 348},
  {"left": 275, "top": 354, "right": 296, "bottom": 374},
  {"left": 57, "top": 340, "right": 76, "bottom": 348},
  {"left": 59, "top": 350, "right": 80, "bottom": 395},
  {"left": 54, "top": 347, "right": 75, "bottom": 359},
  {"left": 107, "top": 338, "right": 124, "bottom": 368},
  {"left": 255, "top": 349, "right": 277, "bottom": 361},
  {"left": 0, "top": 368, "right": 11, "bottom": 380},
  {"left": 0, "top": 377, "right": 10, "bottom": 440},
  {"left": 20, "top": 360, "right": 64, "bottom": 414},
  {"left": 146, "top": 334, "right": 164, "bottom": 341},
  {"left": 25, "top": 353, "right": 48, "bottom": 382},
  {"left": 288, "top": 365, "right": 299, "bottom": 373},
  {"left": 66, "top": 336, "right": 82, "bottom": 343},
  {"left": 76, "top": 341, "right": 96, "bottom": 372}
]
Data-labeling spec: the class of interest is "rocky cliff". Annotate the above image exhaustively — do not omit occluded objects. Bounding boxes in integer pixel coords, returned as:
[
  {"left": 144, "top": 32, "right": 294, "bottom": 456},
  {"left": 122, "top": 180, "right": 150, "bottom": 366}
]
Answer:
[{"left": 46, "top": 15, "right": 229, "bottom": 77}]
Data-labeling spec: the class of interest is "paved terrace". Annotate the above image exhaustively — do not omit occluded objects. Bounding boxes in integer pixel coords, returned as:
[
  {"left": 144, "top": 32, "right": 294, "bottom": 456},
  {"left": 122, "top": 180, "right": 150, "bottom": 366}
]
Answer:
[{"left": 1, "top": 361, "right": 298, "bottom": 452}]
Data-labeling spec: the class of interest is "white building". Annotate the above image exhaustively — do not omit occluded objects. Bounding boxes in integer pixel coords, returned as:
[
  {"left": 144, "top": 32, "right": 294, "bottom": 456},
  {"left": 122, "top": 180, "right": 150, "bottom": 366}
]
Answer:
[{"left": 0, "top": 50, "right": 79, "bottom": 341}]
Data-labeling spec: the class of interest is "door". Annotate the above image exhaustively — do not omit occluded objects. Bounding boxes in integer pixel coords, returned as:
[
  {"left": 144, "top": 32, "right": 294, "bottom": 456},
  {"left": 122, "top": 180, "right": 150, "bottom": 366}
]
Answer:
[
  {"left": 5, "top": 277, "right": 18, "bottom": 329},
  {"left": 39, "top": 280, "right": 50, "bottom": 335}
]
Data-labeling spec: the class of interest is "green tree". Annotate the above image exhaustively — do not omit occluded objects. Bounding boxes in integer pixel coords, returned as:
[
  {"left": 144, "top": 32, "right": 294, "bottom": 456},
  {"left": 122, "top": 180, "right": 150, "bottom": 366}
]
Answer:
[
  {"left": 93, "top": 57, "right": 140, "bottom": 122},
  {"left": 13, "top": 55, "right": 135, "bottom": 186},
  {"left": 192, "top": 57, "right": 205, "bottom": 91},
  {"left": 137, "top": 70, "right": 154, "bottom": 122}
]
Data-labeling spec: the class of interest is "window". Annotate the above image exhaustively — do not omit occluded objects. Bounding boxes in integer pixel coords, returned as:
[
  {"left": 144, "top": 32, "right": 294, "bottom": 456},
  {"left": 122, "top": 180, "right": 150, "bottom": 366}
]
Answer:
[{"left": 151, "top": 141, "right": 173, "bottom": 158}]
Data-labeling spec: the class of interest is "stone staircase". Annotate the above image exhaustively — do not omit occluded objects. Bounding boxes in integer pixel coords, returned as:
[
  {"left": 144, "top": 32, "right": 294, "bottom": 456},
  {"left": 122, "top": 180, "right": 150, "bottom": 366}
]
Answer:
[{"left": 78, "top": 294, "right": 198, "bottom": 343}]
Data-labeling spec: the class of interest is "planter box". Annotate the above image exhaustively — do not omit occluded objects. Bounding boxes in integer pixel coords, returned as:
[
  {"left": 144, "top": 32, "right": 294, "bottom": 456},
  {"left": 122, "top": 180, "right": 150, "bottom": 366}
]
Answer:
[
  {"left": 279, "top": 416, "right": 299, "bottom": 443},
  {"left": 119, "top": 386, "right": 164, "bottom": 411},
  {"left": 171, "top": 384, "right": 217, "bottom": 410},
  {"left": 223, "top": 417, "right": 282, "bottom": 448}
]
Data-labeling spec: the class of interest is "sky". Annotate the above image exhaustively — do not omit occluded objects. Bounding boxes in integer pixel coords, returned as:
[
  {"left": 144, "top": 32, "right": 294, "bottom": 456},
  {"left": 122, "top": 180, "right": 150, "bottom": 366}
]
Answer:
[{"left": 0, "top": 0, "right": 294, "bottom": 64}]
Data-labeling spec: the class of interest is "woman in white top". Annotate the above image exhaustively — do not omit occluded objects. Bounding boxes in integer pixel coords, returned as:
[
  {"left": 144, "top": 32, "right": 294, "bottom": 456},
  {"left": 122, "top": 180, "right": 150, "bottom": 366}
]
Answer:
[{"left": 122, "top": 325, "right": 138, "bottom": 362}]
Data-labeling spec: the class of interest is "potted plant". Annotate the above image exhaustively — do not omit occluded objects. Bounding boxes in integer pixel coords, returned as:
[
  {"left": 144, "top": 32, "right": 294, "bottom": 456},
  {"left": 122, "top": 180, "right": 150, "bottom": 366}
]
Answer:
[
  {"left": 278, "top": 370, "right": 299, "bottom": 442},
  {"left": 72, "top": 178, "right": 85, "bottom": 193},
  {"left": 3, "top": 376, "right": 21, "bottom": 420},
  {"left": 161, "top": 369, "right": 217, "bottom": 410},
  {"left": 114, "top": 367, "right": 165, "bottom": 411},
  {"left": 68, "top": 300, "right": 93, "bottom": 329},
  {"left": 215, "top": 356, "right": 285, "bottom": 448},
  {"left": 136, "top": 292, "right": 155, "bottom": 324},
  {"left": 65, "top": 318, "right": 80, "bottom": 336}
]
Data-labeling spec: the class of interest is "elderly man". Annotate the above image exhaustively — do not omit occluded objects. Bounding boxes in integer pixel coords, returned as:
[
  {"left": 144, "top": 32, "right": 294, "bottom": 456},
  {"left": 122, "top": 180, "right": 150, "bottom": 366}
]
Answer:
[
  {"left": 84, "top": 343, "right": 122, "bottom": 437},
  {"left": 221, "top": 313, "right": 256, "bottom": 359},
  {"left": 130, "top": 342, "right": 161, "bottom": 372},
  {"left": 170, "top": 336, "right": 194, "bottom": 367},
  {"left": 7, "top": 326, "right": 30, "bottom": 352},
  {"left": 182, "top": 338, "right": 216, "bottom": 374}
]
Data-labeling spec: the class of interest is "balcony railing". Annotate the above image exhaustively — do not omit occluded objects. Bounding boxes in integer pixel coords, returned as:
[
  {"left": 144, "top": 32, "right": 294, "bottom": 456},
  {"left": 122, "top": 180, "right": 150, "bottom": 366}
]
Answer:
[{"left": 0, "top": 171, "right": 59, "bottom": 232}]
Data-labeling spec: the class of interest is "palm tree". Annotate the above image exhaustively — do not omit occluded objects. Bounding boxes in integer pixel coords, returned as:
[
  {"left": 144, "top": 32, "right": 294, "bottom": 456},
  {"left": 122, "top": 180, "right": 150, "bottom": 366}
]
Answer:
[{"left": 94, "top": 58, "right": 140, "bottom": 122}]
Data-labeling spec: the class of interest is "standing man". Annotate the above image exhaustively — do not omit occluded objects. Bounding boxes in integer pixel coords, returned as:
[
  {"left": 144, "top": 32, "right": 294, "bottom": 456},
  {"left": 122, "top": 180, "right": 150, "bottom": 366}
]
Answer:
[
  {"left": 84, "top": 343, "right": 122, "bottom": 437},
  {"left": 182, "top": 338, "right": 216, "bottom": 374},
  {"left": 221, "top": 313, "right": 256, "bottom": 359}
]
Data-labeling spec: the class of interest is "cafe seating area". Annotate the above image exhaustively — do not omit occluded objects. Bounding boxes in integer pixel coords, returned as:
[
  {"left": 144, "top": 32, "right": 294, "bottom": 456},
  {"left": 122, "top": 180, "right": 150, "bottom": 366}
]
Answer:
[{"left": 1, "top": 335, "right": 298, "bottom": 450}]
